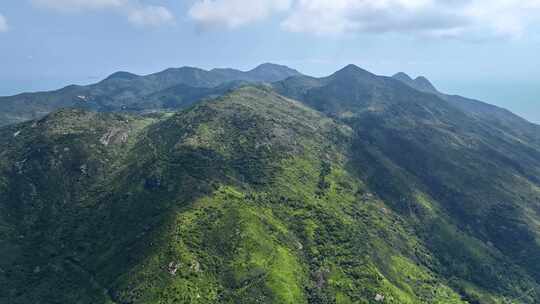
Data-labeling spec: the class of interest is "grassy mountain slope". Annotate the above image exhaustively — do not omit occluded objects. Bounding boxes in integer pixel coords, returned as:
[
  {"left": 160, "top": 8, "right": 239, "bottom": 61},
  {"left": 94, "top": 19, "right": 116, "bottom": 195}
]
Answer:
[
  {"left": 1, "top": 85, "right": 540, "bottom": 304},
  {"left": 0, "top": 64, "right": 301, "bottom": 127},
  {"left": 274, "top": 66, "right": 540, "bottom": 301}
]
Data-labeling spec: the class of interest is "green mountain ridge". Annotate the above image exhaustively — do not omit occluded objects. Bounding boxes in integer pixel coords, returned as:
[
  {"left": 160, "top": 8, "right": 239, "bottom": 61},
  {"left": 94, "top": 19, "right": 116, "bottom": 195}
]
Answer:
[
  {"left": 1, "top": 64, "right": 540, "bottom": 304},
  {"left": 0, "top": 63, "right": 301, "bottom": 127},
  {"left": 391, "top": 72, "right": 540, "bottom": 147}
]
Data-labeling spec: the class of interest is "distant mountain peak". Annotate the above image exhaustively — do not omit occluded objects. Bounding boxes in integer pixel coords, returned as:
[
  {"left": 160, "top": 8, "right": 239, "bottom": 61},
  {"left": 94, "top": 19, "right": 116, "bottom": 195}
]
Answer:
[
  {"left": 392, "top": 72, "right": 439, "bottom": 94},
  {"left": 210, "top": 67, "right": 238, "bottom": 73},
  {"left": 253, "top": 62, "right": 286, "bottom": 69},
  {"left": 161, "top": 66, "right": 206, "bottom": 74},
  {"left": 331, "top": 64, "right": 378, "bottom": 82},
  {"left": 392, "top": 72, "right": 414, "bottom": 83},
  {"left": 414, "top": 75, "right": 434, "bottom": 85},
  {"left": 414, "top": 76, "right": 438, "bottom": 93},
  {"left": 340, "top": 64, "right": 374, "bottom": 74},
  {"left": 250, "top": 62, "right": 300, "bottom": 73},
  {"left": 246, "top": 62, "right": 302, "bottom": 82},
  {"left": 341, "top": 64, "right": 362, "bottom": 71},
  {"left": 104, "top": 71, "right": 139, "bottom": 81}
]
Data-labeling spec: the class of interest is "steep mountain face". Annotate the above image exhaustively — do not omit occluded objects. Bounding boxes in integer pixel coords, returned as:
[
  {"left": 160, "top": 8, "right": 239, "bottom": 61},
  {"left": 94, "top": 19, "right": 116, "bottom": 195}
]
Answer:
[
  {"left": 274, "top": 65, "right": 540, "bottom": 301},
  {"left": 0, "top": 63, "right": 301, "bottom": 127},
  {"left": 392, "top": 72, "right": 540, "bottom": 148},
  {"left": 1, "top": 65, "right": 540, "bottom": 304}
]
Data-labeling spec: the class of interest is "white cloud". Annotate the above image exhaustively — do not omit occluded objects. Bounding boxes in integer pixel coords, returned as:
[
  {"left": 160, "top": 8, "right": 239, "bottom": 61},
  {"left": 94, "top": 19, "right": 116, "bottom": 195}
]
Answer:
[
  {"left": 128, "top": 5, "right": 174, "bottom": 27},
  {"left": 283, "top": 0, "right": 540, "bottom": 39},
  {"left": 187, "top": 0, "right": 540, "bottom": 39},
  {"left": 31, "top": 0, "right": 174, "bottom": 28},
  {"left": 31, "top": 0, "right": 127, "bottom": 11},
  {"left": 0, "top": 14, "right": 8, "bottom": 32},
  {"left": 189, "top": 0, "right": 292, "bottom": 29}
]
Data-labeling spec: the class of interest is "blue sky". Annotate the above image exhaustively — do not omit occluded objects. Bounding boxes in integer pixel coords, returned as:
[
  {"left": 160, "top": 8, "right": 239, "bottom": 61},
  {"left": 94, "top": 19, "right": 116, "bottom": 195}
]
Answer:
[{"left": 0, "top": 0, "right": 539, "bottom": 123}]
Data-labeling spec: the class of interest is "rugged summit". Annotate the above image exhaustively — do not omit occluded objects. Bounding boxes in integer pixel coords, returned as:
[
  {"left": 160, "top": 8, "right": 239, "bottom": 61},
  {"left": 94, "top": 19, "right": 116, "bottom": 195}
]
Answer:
[{"left": 392, "top": 72, "right": 439, "bottom": 94}]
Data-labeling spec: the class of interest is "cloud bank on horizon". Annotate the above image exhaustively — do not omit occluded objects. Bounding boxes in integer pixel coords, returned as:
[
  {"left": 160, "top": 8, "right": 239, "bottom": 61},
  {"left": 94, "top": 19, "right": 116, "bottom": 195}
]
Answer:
[
  {"left": 189, "top": 0, "right": 540, "bottom": 39},
  {"left": 31, "top": 0, "right": 174, "bottom": 27}
]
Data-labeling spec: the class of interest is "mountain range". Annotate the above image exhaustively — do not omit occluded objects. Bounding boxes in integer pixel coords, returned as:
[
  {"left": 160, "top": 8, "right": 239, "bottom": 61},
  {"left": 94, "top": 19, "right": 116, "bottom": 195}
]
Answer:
[
  {"left": 0, "top": 63, "right": 301, "bottom": 127},
  {"left": 1, "top": 63, "right": 540, "bottom": 304}
]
